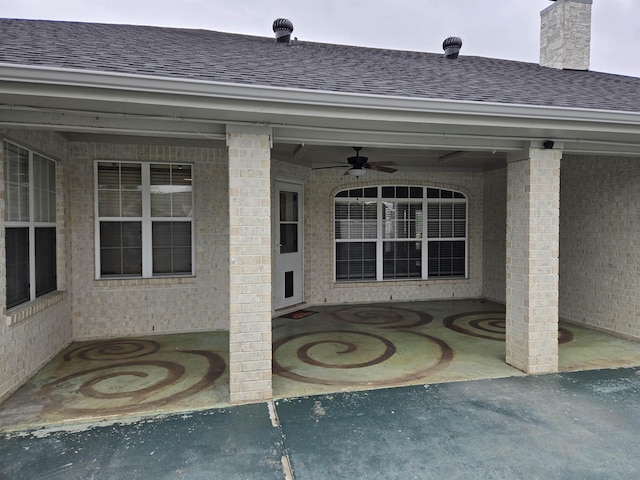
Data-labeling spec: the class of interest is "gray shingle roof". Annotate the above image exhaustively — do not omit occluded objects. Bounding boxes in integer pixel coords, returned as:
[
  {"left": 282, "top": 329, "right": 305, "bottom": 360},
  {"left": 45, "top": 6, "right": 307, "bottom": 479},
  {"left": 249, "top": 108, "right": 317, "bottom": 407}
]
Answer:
[{"left": 2, "top": 18, "right": 640, "bottom": 113}]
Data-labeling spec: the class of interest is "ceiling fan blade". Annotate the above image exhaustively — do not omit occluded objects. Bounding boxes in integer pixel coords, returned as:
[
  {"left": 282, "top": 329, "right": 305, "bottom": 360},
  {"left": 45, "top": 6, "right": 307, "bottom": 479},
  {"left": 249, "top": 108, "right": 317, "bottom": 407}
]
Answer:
[{"left": 370, "top": 165, "right": 398, "bottom": 173}]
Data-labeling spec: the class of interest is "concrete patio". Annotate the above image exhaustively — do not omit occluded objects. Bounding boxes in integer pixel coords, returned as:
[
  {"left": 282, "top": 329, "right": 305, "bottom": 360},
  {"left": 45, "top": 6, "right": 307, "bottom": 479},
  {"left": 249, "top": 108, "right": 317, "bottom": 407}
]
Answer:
[{"left": 1, "top": 300, "right": 639, "bottom": 433}]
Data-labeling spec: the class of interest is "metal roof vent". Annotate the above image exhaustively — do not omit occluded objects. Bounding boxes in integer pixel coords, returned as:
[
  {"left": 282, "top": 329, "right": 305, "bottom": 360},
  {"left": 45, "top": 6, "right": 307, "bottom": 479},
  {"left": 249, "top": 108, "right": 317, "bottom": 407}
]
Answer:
[
  {"left": 273, "top": 18, "right": 294, "bottom": 44},
  {"left": 443, "top": 36, "right": 463, "bottom": 59}
]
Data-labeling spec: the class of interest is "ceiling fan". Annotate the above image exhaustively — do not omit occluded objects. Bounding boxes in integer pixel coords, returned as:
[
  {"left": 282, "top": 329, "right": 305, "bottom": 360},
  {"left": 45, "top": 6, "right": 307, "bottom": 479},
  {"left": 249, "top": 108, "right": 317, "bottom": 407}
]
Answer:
[{"left": 313, "top": 147, "right": 398, "bottom": 177}]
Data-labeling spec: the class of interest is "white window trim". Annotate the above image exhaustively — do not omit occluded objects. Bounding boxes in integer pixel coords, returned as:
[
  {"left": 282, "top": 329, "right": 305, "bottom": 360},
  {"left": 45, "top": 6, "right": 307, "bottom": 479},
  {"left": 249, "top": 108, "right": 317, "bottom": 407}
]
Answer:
[{"left": 94, "top": 160, "right": 195, "bottom": 280}]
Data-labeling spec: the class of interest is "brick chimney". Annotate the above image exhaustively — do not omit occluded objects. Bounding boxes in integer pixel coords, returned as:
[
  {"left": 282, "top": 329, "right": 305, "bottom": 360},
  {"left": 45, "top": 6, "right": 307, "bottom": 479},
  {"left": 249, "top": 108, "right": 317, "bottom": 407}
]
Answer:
[{"left": 540, "top": 0, "right": 593, "bottom": 70}]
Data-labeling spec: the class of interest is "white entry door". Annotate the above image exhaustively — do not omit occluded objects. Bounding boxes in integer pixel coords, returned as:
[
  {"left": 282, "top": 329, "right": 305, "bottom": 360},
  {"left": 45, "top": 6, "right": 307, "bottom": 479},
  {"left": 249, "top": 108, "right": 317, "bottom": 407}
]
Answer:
[{"left": 275, "top": 182, "right": 303, "bottom": 309}]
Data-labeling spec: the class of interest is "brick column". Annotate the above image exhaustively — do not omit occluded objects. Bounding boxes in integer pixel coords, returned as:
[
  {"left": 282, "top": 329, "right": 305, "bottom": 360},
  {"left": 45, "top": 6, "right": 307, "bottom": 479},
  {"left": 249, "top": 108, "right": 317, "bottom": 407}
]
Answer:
[
  {"left": 506, "top": 144, "right": 561, "bottom": 374},
  {"left": 227, "top": 126, "right": 273, "bottom": 403}
]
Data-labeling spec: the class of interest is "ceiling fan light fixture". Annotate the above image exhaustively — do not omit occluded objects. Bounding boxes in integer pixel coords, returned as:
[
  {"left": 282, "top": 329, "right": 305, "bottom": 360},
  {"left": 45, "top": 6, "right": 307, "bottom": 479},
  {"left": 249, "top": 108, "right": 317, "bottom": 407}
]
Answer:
[{"left": 348, "top": 168, "right": 365, "bottom": 177}]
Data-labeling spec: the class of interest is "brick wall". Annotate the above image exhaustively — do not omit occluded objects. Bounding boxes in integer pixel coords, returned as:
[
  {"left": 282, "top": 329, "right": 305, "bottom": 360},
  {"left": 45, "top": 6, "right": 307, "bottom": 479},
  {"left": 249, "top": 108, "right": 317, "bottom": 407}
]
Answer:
[
  {"left": 483, "top": 167, "right": 507, "bottom": 303},
  {"left": 559, "top": 155, "right": 640, "bottom": 339},
  {"left": 478, "top": 156, "right": 639, "bottom": 345},
  {"left": 0, "top": 129, "right": 72, "bottom": 402},
  {"left": 69, "top": 142, "right": 230, "bottom": 340}
]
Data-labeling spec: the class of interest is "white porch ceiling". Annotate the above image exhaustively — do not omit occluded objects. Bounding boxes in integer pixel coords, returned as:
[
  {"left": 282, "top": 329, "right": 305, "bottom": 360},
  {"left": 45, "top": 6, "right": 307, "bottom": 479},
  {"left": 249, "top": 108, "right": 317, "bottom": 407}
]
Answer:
[{"left": 271, "top": 144, "right": 508, "bottom": 172}]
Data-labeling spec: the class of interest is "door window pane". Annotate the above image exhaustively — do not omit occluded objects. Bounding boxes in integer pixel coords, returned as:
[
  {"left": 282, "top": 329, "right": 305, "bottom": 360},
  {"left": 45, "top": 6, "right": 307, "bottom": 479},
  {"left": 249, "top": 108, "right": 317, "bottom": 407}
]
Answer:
[
  {"left": 280, "top": 191, "right": 298, "bottom": 222},
  {"left": 280, "top": 224, "right": 298, "bottom": 254},
  {"left": 279, "top": 189, "right": 299, "bottom": 255}
]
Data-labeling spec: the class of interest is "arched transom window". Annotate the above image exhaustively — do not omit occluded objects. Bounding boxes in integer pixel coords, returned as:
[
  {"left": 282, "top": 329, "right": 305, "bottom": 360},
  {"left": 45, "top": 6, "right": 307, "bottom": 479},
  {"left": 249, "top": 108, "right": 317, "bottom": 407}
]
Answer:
[{"left": 334, "top": 186, "right": 467, "bottom": 281}]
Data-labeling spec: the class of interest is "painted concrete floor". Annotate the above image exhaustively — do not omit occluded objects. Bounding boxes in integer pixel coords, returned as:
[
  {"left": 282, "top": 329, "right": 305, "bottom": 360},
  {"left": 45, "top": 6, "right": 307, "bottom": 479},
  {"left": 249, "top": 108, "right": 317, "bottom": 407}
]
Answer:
[
  {"left": 2, "top": 368, "right": 640, "bottom": 479},
  {"left": 2, "top": 300, "right": 640, "bottom": 434}
]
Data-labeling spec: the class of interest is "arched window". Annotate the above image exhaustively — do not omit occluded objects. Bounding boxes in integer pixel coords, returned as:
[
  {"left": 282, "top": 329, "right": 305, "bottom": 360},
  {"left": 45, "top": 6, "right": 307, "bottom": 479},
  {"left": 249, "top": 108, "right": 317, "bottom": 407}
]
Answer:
[{"left": 334, "top": 186, "right": 467, "bottom": 281}]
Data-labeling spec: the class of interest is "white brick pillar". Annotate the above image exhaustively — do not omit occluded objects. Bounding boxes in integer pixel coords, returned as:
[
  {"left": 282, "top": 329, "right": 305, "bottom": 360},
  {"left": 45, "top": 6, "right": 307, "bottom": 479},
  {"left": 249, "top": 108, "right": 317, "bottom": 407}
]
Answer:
[
  {"left": 506, "top": 143, "right": 561, "bottom": 374},
  {"left": 226, "top": 126, "right": 273, "bottom": 403}
]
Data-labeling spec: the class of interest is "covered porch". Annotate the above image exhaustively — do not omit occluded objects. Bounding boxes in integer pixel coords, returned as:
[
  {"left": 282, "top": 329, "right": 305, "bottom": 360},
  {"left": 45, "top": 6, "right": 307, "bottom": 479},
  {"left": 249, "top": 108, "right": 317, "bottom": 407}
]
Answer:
[{"left": 1, "top": 57, "right": 639, "bottom": 414}]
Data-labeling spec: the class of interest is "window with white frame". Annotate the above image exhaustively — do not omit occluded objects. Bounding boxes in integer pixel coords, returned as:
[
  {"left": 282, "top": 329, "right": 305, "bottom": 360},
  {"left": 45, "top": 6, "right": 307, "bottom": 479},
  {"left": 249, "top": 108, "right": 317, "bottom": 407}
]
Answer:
[
  {"left": 4, "top": 141, "right": 57, "bottom": 309},
  {"left": 334, "top": 186, "right": 467, "bottom": 281},
  {"left": 95, "top": 161, "right": 193, "bottom": 278}
]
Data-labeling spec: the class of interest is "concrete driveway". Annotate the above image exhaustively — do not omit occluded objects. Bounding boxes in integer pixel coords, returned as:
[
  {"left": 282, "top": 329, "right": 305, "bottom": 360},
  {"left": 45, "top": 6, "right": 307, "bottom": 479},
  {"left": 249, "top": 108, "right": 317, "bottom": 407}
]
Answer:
[{"left": 2, "top": 367, "right": 639, "bottom": 479}]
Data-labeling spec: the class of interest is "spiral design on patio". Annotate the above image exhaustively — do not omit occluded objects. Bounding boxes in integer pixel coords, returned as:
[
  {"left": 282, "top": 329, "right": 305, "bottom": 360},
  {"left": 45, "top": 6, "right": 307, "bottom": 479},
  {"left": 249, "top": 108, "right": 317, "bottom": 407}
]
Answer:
[
  {"left": 63, "top": 339, "right": 161, "bottom": 361},
  {"left": 332, "top": 305, "right": 433, "bottom": 329},
  {"left": 40, "top": 349, "right": 226, "bottom": 415},
  {"left": 443, "top": 311, "right": 573, "bottom": 343},
  {"left": 273, "top": 329, "right": 452, "bottom": 386},
  {"left": 293, "top": 330, "right": 396, "bottom": 369}
]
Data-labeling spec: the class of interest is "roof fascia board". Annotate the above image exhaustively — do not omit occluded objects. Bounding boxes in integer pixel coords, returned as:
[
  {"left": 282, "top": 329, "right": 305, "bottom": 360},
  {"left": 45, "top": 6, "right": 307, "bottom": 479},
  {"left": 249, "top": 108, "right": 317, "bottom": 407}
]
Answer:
[{"left": 2, "top": 64, "right": 640, "bottom": 129}]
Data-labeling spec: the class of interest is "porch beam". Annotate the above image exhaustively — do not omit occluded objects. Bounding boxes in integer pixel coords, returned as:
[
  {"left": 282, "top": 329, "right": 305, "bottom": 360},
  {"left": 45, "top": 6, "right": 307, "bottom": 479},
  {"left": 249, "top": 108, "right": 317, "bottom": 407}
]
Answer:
[{"left": 505, "top": 142, "right": 561, "bottom": 374}]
